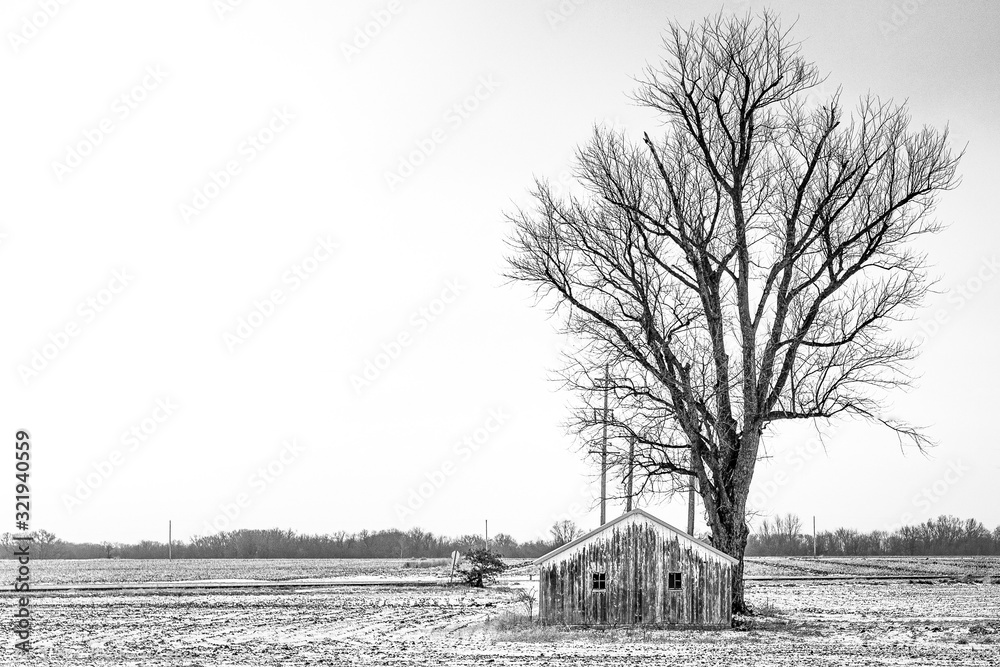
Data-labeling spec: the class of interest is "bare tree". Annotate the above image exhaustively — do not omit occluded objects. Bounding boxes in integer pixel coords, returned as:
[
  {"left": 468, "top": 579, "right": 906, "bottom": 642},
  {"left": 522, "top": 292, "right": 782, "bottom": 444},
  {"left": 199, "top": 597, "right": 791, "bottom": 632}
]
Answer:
[
  {"left": 506, "top": 11, "right": 960, "bottom": 613},
  {"left": 490, "top": 532, "right": 518, "bottom": 556},
  {"left": 777, "top": 513, "right": 802, "bottom": 543},
  {"left": 549, "top": 520, "right": 583, "bottom": 547},
  {"left": 31, "top": 529, "right": 64, "bottom": 559}
]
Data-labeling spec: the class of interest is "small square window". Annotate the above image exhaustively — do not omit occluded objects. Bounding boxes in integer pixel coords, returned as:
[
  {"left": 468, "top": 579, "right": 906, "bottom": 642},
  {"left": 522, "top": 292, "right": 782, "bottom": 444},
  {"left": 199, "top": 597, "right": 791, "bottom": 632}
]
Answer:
[
  {"left": 668, "top": 572, "right": 682, "bottom": 590},
  {"left": 592, "top": 572, "right": 606, "bottom": 591}
]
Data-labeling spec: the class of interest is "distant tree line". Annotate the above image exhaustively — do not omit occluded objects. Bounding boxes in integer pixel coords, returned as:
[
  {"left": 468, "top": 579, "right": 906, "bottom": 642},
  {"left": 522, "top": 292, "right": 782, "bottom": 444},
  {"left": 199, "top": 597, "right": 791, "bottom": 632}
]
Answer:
[
  {"left": 0, "top": 523, "right": 575, "bottom": 560},
  {"left": 7, "top": 515, "right": 995, "bottom": 560},
  {"left": 747, "top": 514, "right": 1000, "bottom": 557}
]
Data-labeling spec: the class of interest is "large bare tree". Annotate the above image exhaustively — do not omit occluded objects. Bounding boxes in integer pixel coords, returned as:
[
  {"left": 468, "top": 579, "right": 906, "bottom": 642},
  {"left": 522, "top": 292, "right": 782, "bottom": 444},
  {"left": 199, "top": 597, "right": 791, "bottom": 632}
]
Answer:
[{"left": 506, "top": 11, "right": 960, "bottom": 613}]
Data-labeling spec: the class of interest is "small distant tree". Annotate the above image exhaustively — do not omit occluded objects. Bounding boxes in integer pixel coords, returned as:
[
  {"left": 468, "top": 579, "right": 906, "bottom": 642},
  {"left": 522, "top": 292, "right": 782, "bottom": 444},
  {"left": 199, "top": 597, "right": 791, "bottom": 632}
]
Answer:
[
  {"left": 455, "top": 534, "right": 485, "bottom": 552},
  {"left": 777, "top": 514, "right": 802, "bottom": 543},
  {"left": 460, "top": 548, "right": 508, "bottom": 587},
  {"left": 549, "top": 520, "right": 583, "bottom": 547},
  {"left": 32, "top": 530, "right": 63, "bottom": 559},
  {"left": 490, "top": 533, "right": 518, "bottom": 556}
]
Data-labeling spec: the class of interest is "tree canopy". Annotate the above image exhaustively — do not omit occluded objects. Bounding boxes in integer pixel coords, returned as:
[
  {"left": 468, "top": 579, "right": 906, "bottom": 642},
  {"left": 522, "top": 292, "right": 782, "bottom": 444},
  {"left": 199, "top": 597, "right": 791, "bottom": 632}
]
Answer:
[{"left": 507, "top": 11, "right": 961, "bottom": 613}]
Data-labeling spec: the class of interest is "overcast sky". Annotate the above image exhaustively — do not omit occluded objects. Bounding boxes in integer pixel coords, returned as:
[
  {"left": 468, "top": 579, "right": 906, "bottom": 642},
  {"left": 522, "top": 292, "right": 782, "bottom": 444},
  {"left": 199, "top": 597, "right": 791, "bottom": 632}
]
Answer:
[{"left": 2, "top": 0, "right": 998, "bottom": 545}]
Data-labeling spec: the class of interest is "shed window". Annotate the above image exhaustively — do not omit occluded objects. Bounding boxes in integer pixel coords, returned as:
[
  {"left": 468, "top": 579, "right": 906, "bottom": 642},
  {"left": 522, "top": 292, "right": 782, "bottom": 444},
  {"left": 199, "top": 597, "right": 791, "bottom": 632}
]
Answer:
[
  {"left": 592, "top": 572, "right": 606, "bottom": 591},
  {"left": 667, "top": 572, "right": 682, "bottom": 590}
]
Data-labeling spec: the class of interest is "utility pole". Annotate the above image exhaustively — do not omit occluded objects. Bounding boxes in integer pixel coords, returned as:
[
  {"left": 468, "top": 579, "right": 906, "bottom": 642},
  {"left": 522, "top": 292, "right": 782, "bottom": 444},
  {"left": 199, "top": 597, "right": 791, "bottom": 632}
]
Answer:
[
  {"left": 813, "top": 516, "right": 817, "bottom": 557},
  {"left": 588, "top": 364, "right": 612, "bottom": 526},
  {"left": 168, "top": 520, "right": 172, "bottom": 561},
  {"left": 600, "top": 363, "right": 608, "bottom": 525},
  {"left": 625, "top": 436, "right": 635, "bottom": 512},
  {"left": 485, "top": 520, "right": 489, "bottom": 551},
  {"left": 687, "top": 478, "right": 696, "bottom": 536},
  {"left": 686, "top": 445, "right": 696, "bottom": 535},
  {"left": 590, "top": 405, "right": 609, "bottom": 525}
]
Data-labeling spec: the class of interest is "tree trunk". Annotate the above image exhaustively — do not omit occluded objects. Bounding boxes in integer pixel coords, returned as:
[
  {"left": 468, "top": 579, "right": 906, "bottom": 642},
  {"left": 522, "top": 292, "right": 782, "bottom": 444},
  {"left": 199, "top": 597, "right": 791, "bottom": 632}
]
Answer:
[
  {"left": 729, "top": 542, "right": 749, "bottom": 616},
  {"left": 717, "top": 519, "right": 750, "bottom": 615},
  {"left": 704, "top": 494, "right": 751, "bottom": 616}
]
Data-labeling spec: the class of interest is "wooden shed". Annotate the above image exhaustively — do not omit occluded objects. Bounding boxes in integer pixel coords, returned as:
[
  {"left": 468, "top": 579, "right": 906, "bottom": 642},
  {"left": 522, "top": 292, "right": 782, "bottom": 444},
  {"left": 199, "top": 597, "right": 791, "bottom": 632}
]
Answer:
[{"left": 534, "top": 509, "right": 736, "bottom": 627}]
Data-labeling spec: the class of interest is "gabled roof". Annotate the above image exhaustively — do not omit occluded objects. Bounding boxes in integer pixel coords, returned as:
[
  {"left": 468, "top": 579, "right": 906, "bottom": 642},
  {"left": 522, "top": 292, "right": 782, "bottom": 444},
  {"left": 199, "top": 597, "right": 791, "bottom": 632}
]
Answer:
[{"left": 533, "top": 508, "right": 739, "bottom": 566}]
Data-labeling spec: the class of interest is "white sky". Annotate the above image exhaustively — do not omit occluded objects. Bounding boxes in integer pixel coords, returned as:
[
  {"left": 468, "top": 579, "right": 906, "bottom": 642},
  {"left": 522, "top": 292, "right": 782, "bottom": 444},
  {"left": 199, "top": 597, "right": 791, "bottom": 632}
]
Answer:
[{"left": 2, "top": 0, "right": 998, "bottom": 545}]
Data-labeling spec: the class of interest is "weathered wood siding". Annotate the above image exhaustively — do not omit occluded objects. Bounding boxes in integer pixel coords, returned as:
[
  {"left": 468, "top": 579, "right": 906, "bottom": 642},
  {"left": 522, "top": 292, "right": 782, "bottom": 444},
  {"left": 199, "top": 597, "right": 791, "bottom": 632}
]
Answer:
[{"left": 538, "top": 518, "right": 732, "bottom": 627}]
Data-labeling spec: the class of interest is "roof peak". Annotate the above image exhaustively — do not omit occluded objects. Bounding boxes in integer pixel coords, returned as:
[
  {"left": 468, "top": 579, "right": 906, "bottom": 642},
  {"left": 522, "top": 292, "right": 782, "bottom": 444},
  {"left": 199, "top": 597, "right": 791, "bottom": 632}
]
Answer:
[{"left": 533, "top": 508, "right": 738, "bottom": 565}]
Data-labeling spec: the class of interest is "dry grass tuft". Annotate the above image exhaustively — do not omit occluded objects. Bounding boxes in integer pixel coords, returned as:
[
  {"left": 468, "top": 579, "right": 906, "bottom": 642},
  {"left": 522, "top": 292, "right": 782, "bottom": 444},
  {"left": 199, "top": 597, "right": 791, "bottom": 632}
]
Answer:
[
  {"left": 401, "top": 558, "right": 450, "bottom": 569},
  {"left": 753, "top": 598, "right": 783, "bottom": 617}
]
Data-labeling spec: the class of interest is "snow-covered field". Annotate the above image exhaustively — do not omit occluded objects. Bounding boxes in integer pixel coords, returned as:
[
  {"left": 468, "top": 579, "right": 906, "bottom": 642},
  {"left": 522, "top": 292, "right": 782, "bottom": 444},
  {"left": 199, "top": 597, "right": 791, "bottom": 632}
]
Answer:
[
  {"left": 744, "top": 556, "right": 1000, "bottom": 579},
  {"left": 25, "top": 557, "right": 454, "bottom": 585},
  {"left": 7, "top": 557, "right": 1000, "bottom": 666}
]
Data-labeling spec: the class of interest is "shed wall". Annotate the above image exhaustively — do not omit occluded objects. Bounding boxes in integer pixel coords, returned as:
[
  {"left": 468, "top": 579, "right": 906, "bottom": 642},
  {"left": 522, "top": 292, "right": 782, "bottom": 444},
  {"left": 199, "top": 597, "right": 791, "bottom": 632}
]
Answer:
[{"left": 538, "top": 520, "right": 732, "bottom": 627}]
